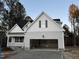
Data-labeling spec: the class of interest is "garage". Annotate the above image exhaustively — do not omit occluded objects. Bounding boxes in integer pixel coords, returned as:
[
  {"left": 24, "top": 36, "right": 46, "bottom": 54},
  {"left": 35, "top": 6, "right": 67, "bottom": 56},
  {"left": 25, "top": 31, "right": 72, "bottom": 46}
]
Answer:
[{"left": 30, "top": 39, "right": 58, "bottom": 49}]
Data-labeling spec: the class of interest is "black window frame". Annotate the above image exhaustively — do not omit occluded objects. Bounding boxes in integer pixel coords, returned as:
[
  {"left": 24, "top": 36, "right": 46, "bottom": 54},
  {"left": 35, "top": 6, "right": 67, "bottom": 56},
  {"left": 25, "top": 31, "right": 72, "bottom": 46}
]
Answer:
[
  {"left": 39, "top": 20, "right": 41, "bottom": 28},
  {"left": 45, "top": 20, "right": 48, "bottom": 28},
  {"left": 9, "top": 37, "right": 12, "bottom": 42},
  {"left": 15, "top": 37, "right": 24, "bottom": 42},
  {"left": 15, "top": 37, "right": 19, "bottom": 42},
  {"left": 20, "top": 37, "right": 24, "bottom": 42}
]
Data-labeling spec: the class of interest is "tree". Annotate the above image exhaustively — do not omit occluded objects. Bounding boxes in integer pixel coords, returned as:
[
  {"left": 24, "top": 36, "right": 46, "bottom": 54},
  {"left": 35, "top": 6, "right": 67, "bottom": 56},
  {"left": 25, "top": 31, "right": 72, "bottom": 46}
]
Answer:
[
  {"left": 0, "top": 0, "right": 27, "bottom": 47},
  {"left": 75, "top": 9, "right": 79, "bottom": 35},
  {"left": 4, "top": 0, "right": 26, "bottom": 29},
  {"left": 69, "top": 4, "right": 79, "bottom": 47},
  {"left": 63, "top": 24, "right": 74, "bottom": 46},
  {"left": 63, "top": 24, "right": 69, "bottom": 32}
]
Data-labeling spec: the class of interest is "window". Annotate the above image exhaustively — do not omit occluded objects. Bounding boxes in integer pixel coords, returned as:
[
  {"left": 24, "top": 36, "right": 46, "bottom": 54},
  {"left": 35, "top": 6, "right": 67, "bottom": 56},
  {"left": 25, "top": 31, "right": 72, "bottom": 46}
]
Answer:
[
  {"left": 15, "top": 37, "right": 24, "bottom": 42},
  {"left": 45, "top": 20, "right": 48, "bottom": 28},
  {"left": 15, "top": 37, "right": 19, "bottom": 42},
  {"left": 9, "top": 37, "right": 12, "bottom": 42},
  {"left": 39, "top": 21, "right": 41, "bottom": 28},
  {"left": 20, "top": 37, "right": 24, "bottom": 42}
]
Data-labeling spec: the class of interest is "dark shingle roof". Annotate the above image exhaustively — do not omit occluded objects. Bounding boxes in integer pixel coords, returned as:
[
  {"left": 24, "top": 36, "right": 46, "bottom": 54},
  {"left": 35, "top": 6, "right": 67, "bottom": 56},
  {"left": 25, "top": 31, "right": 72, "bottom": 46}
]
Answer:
[
  {"left": 15, "top": 16, "right": 33, "bottom": 28},
  {"left": 25, "top": 16, "right": 33, "bottom": 22},
  {"left": 16, "top": 20, "right": 27, "bottom": 28},
  {"left": 53, "top": 19, "right": 62, "bottom": 24},
  {"left": 53, "top": 19, "right": 60, "bottom": 21}
]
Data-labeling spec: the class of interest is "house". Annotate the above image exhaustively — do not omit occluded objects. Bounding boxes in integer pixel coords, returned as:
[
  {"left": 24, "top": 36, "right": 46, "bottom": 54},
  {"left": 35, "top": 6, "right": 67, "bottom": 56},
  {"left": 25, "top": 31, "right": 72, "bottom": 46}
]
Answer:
[{"left": 6, "top": 12, "right": 64, "bottom": 50}]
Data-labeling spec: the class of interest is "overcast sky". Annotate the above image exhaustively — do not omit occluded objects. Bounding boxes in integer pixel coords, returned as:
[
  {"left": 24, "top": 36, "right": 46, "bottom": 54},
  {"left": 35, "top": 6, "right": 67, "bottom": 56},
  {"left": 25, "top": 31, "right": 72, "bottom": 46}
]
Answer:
[{"left": 20, "top": 0, "right": 79, "bottom": 27}]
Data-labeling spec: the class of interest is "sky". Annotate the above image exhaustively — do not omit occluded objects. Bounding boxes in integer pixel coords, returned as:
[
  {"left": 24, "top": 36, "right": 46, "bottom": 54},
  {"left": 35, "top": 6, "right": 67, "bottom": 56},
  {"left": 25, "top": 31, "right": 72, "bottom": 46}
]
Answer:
[{"left": 20, "top": 0, "right": 79, "bottom": 28}]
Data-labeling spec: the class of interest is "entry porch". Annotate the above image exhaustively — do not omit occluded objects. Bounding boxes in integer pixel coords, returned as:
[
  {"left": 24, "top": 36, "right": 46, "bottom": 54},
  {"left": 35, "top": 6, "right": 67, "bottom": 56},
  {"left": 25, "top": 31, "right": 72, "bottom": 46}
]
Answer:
[{"left": 7, "top": 33, "right": 25, "bottom": 48}]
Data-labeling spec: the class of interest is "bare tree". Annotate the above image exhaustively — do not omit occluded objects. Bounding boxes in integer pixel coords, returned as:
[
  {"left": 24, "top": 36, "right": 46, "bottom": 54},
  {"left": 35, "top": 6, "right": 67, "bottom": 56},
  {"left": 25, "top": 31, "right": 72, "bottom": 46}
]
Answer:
[{"left": 69, "top": 4, "right": 78, "bottom": 47}]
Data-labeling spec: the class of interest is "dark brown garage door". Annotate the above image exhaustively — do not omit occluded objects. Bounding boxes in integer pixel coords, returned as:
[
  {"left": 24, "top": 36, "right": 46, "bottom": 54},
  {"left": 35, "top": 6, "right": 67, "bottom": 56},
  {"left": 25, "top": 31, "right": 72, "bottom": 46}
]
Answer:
[{"left": 30, "top": 39, "right": 58, "bottom": 49}]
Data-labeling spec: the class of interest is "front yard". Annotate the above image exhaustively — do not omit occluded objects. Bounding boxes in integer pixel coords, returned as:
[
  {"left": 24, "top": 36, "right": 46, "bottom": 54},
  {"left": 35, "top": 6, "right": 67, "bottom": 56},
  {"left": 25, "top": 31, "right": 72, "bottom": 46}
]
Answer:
[
  {"left": 1, "top": 47, "right": 79, "bottom": 59},
  {"left": 6, "top": 49, "right": 63, "bottom": 59},
  {"left": 64, "top": 47, "right": 79, "bottom": 59}
]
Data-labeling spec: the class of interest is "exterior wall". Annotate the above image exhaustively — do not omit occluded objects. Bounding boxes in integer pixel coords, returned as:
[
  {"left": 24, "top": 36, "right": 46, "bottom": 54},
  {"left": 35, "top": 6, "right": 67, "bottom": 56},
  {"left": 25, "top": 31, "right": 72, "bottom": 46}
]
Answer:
[
  {"left": 24, "top": 13, "right": 64, "bottom": 49},
  {"left": 7, "top": 42, "right": 24, "bottom": 47},
  {"left": 27, "top": 14, "right": 63, "bottom": 32},
  {"left": 23, "top": 22, "right": 32, "bottom": 31},
  {"left": 6, "top": 24, "right": 25, "bottom": 48},
  {"left": 10, "top": 24, "right": 24, "bottom": 33},
  {"left": 7, "top": 39, "right": 24, "bottom": 47},
  {"left": 7, "top": 34, "right": 25, "bottom": 47},
  {"left": 25, "top": 31, "right": 64, "bottom": 49}
]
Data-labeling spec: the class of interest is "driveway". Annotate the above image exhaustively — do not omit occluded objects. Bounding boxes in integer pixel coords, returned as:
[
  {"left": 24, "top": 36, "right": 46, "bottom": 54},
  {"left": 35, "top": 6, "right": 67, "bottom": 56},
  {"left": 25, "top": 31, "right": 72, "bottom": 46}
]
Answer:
[{"left": 6, "top": 49, "right": 63, "bottom": 59}]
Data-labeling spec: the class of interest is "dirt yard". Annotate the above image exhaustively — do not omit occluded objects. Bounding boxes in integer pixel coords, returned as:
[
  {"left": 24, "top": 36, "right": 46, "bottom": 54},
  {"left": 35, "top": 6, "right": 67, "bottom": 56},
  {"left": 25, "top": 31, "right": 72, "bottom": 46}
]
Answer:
[{"left": 64, "top": 47, "right": 79, "bottom": 59}]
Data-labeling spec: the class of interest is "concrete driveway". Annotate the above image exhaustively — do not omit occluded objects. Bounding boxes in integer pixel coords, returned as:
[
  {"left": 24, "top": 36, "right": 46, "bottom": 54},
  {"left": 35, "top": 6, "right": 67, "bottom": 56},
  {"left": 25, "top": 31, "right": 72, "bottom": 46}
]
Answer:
[{"left": 6, "top": 49, "right": 63, "bottom": 59}]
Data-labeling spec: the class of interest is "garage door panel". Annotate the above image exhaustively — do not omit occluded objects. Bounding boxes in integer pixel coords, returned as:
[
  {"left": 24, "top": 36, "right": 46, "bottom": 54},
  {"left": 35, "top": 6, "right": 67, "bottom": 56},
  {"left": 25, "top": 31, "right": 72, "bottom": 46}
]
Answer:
[{"left": 30, "top": 39, "right": 58, "bottom": 49}]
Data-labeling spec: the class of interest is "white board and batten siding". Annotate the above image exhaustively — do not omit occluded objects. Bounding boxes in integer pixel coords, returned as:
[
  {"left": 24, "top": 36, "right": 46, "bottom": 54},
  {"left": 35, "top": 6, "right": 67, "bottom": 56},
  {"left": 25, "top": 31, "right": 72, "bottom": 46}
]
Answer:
[
  {"left": 9, "top": 24, "right": 24, "bottom": 33},
  {"left": 22, "top": 22, "right": 32, "bottom": 31},
  {"left": 7, "top": 24, "right": 25, "bottom": 47},
  {"left": 24, "top": 12, "right": 64, "bottom": 49}
]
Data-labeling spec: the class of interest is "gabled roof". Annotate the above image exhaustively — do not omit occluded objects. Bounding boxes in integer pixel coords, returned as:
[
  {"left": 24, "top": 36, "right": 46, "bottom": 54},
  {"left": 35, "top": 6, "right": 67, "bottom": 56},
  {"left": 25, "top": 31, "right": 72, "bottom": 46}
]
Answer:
[
  {"left": 26, "top": 11, "right": 64, "bottom": 32},
  {"left": 8, "top": 24, "right": 24, "bottom": 33}
]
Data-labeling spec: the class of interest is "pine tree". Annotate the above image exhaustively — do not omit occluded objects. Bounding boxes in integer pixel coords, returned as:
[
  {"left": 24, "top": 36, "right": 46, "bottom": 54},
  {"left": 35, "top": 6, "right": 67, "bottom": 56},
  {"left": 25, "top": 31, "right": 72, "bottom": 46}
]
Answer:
[
  {"left": 4, "top": 0, "right": 26, "bottom": 29},
  {"left": 0, "top": 0, "right": 27, "bottom": 47}
]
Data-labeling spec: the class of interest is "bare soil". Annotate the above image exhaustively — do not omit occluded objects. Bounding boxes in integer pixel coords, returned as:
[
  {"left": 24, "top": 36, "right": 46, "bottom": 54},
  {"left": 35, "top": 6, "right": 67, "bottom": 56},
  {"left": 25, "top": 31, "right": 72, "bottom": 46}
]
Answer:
[{"left": 64, "top": 47, "right": 79, "bottom": 59}]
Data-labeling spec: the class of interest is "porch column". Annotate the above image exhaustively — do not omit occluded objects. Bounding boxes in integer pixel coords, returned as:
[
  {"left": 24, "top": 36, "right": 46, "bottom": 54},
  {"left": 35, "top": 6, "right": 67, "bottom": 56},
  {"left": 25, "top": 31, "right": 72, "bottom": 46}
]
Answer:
[
  {"left": 24, "top": 37, "right": 30, "bottom": 50},
  {"left": 12, "top": 37, "right": 15, "bottom": 43},
  {"left": 58, "top": 32, "right": 64, "bottom": 50},
  {"left": 7, "top": 36, "right": 9, "bottom": 47}
]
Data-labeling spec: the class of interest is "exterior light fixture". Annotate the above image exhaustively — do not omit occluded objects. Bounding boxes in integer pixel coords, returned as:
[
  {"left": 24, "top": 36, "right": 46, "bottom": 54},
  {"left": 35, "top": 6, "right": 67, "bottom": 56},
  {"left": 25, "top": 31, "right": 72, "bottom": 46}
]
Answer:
[{"left": 42, "top": 34, "right": 44, "bottom": 38}]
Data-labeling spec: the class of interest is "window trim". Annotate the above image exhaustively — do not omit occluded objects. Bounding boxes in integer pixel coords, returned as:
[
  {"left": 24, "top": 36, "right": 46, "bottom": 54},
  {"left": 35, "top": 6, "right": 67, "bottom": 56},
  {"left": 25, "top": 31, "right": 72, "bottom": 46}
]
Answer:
[
  {"left": 15, "top": 37, "right": 24, "bottom": 42},
  {"left": 9, "top": 37, "right": 12, "bottom": 42},
  {"left": 45, "top": 20, "right": 48, "bottom": 28},
  {"left": 39, "top": 20, "right": 41, "bottom": 28}
]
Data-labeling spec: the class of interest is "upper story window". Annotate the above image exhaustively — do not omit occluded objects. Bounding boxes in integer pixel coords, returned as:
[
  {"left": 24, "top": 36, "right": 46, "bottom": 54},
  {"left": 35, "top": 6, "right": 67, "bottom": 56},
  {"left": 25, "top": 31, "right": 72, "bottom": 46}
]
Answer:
[
  {"left": 45, "top": 20, "right": 48, "bottom": 28},
  {"left": 39, "top": 20, "right": 41, "bottom": 28}
]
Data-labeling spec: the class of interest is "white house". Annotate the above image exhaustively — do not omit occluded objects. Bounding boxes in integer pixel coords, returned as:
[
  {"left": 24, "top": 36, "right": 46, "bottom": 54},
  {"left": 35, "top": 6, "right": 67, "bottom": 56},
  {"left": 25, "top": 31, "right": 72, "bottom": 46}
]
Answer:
[{"left": 6, "top": 12, "right": 64, "bottom": 50}]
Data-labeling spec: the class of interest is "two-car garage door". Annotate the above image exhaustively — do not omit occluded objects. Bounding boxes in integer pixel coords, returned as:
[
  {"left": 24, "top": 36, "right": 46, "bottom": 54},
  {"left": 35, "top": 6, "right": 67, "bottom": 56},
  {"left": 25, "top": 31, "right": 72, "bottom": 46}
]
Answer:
[{"left": 30, "top": 39, "right": 58, "bottom": 49}]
